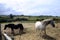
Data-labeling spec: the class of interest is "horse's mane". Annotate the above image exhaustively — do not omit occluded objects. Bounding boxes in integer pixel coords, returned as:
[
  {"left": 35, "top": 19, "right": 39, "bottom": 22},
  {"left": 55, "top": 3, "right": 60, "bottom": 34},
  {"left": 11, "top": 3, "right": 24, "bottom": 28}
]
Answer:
[
  {"left": 41, "top": 18, "right": 53, "bottom": 23},
  {"left": 41, "top": 19, "right": 54, "bottom": 26}
]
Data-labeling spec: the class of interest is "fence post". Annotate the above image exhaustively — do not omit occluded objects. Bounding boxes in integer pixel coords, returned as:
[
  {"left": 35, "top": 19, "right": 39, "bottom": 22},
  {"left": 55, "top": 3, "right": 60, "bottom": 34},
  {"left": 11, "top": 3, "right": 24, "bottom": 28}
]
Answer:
[{"left": 0, "top": 24, "right": 2, "bottom": 40}]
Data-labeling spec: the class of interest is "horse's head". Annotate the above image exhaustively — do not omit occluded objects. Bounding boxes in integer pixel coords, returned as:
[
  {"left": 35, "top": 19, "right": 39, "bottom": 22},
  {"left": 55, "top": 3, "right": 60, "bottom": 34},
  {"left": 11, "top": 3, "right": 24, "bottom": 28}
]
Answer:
[
  {"left": 4, "top": 25, "right": 8, "bottom": 30},
  {"left": 50, "top": 20, "right": 55, "bottom": 27},
  {"left": 42, "top": 19, "right": 55, "bottom": 27}
]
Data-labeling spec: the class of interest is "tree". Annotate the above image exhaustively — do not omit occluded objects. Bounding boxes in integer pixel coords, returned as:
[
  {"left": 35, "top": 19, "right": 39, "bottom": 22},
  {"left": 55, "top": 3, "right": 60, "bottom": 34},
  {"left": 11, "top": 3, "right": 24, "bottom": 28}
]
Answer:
[{"left": 9, "top": 14, "right": 13, "bottom": 19}]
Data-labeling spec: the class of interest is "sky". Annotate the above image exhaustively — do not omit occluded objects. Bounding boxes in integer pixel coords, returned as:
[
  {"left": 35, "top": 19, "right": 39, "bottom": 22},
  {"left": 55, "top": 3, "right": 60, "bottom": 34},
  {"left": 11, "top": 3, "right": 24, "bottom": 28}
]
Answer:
[{"left": 0, "top": 0, "right": 60, "bottom": 16}]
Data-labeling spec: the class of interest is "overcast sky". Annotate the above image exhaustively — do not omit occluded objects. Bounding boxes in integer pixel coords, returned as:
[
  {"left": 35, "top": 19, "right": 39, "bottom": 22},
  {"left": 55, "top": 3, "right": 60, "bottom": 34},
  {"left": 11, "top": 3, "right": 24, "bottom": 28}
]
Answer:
[{"left": 0, "top": 0, "right": 60, "bottom": 16}]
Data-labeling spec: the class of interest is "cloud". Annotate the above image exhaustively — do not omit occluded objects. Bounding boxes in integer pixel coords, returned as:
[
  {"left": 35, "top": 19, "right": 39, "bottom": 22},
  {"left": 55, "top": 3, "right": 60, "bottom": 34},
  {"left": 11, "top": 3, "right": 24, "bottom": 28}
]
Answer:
[
  {"left": 0, "top": 3, "right": 22, "bottom": 15},
  {"left": 0, "top": 0, "right": 60, "bottom": 16},
  {"left": 0, "top": 3, "right": 9, "bottom": 15}
]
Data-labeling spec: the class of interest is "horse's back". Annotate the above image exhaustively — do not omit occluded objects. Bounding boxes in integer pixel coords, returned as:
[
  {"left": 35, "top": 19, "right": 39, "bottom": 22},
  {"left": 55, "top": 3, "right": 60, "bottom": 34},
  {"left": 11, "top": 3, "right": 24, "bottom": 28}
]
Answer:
[
  {"left": 14, "top": 24, "right": 24, "bottom": 30},
  {"left": 35, "top": 21, "right": 44, "bottom": 30},
  {"left": 6, "top": 24, "right": 15, "bottom": 28},
  {"left": 35, "top": 21, "right": 42, "bottom": 27}
]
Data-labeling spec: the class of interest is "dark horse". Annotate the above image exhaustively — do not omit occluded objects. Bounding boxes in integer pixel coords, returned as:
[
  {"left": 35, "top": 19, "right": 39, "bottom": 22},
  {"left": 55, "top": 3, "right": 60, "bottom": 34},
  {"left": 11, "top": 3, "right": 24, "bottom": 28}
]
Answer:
[{"left": 4, "top": 24, "right": 24, "bottom": 34}]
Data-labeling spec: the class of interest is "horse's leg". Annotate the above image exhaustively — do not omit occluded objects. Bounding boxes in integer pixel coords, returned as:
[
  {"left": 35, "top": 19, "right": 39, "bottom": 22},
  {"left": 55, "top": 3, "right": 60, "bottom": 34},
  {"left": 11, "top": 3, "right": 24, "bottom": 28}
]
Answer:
[
  {"left": 11, "top": 28, "right": 14, "bottom": 34},
  {"left": 43, "top": 29, "right": 46, "bottom": 38},
  {"left": 40, "top": 30, "right": 43, "bottom": 37},
  {"left": 44, "top": 29, "right": 46, "bottom": 35},
  {"left": 35, "top": 29, "right": 39, "bottom": 36},
  {"left": 19, "top": 28, "right": 21, "bottom": 35}
]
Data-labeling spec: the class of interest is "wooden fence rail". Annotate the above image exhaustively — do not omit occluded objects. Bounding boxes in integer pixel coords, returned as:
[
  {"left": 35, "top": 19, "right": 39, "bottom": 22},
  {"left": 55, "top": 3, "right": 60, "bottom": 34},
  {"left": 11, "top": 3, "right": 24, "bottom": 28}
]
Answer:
[{"left": 3, "top": 33, "right": 12, "bottom": 40}]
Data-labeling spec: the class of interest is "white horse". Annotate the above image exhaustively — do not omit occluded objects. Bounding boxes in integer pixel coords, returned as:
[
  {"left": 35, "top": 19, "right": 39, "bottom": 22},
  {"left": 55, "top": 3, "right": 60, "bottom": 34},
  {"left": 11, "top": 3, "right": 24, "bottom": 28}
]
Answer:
[{"left": 35, "top": 19, "right": 55, "bottom": 36}]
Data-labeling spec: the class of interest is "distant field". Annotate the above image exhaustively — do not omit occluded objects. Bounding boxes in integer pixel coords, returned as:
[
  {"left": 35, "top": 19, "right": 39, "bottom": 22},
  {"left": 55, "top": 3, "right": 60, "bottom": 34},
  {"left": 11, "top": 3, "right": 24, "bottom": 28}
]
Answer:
[{"left": 1, "top": 22, "right": 60, "bottom": 40}]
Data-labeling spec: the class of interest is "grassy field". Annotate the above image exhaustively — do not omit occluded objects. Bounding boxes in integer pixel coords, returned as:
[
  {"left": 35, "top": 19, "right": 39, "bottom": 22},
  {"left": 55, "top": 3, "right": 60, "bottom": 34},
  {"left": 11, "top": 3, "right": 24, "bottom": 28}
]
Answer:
[{"left": 1, "top": 22, "right": 60, "bottom": 40}]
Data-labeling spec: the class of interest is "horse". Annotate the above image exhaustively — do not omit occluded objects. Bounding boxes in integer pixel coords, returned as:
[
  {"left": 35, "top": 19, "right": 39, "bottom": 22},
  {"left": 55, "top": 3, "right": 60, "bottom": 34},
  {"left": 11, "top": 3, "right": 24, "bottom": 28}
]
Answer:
[
  {"left": 4, "top": 23, "right": 24, "bottom": 35},
  {"left": 35, "top": 19, "right": 55, "bottom": 36}
]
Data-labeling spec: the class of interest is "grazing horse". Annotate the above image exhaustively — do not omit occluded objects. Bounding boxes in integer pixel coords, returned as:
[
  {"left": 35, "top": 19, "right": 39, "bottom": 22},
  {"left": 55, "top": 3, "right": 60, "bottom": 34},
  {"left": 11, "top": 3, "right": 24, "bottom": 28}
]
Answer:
[
  {"left": 35, "top": 19, "right": 55, "bottom": 36},
  {"left": 4, "top": 24, "right": 24, "bottom": 34}
]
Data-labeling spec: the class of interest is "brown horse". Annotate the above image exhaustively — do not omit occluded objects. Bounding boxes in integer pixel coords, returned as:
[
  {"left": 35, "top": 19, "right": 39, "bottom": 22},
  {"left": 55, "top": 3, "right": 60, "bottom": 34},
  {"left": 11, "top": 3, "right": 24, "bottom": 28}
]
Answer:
[{"left": 4, "top": 24, "right": 24, "bottom": 34}]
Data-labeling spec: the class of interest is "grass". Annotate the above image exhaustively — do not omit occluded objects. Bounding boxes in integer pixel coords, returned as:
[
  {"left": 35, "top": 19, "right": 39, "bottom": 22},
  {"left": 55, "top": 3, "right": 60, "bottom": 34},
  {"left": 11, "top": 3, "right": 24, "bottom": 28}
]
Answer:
[{"left": 1, "top": 22, "right": 60, "bottom": 40}]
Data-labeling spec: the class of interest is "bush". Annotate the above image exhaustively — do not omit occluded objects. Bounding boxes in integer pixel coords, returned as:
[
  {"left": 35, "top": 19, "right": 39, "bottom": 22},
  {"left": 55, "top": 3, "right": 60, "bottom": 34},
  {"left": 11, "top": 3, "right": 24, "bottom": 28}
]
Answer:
[
  {"left": 36, "top": 19, "right": 44, "bottom": 21},
  {"left": 15, "top": 18, "right": 28, "bottom": 21},
  {"left": 0, "top": 18, "right": 8, "bottom": 23},
  {"left": 53, "top": 18, "right": 60, "bottom": 23},
  {"left": 0, "top": 17, "right": 14, "bottom": 23}
]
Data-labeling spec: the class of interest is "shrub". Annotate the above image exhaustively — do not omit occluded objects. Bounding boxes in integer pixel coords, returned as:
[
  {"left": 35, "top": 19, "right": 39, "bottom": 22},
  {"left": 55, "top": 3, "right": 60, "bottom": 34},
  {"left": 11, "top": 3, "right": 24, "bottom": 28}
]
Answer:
[
  {"left": 36, "top": 19, "right": 44, "bottom": 21},
  {"left": 15, "top": 18, "right": 28, "bottom": 21}
]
